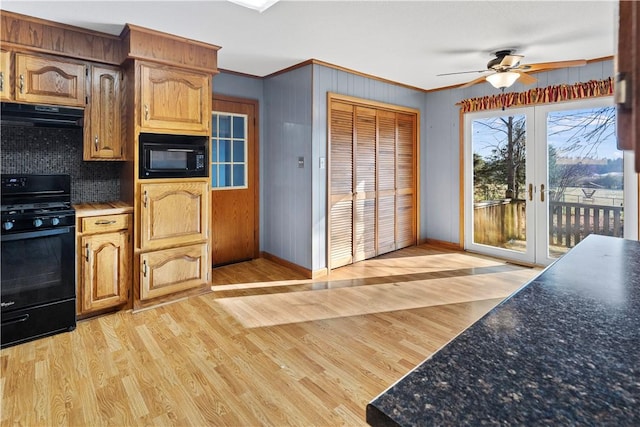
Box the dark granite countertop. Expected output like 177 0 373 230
367 234 640 426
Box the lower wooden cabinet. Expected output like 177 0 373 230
77 212 131 315
139 242 209 301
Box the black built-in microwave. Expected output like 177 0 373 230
139 133 208 179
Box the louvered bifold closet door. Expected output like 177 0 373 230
329 101 355 269
354 106 377 262
377 110 397 255
396 112 417 248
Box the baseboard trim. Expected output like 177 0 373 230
260 251 313 278
422 239 464 251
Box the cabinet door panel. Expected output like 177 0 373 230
140 243 208 300
15 53 85 106
82 231 128 312
139 63 210 133
140 181 208 250
85 65 122 160
0 50 11 101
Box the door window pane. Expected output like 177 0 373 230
219 140 231 162
219 115 231 138
233 141 245 162
211 112 248 189
233 116 245 138
233 165 245 186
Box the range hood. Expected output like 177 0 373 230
1 102 84 128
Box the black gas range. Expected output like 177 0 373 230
1 174 77 348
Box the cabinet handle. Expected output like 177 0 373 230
143 191 148 208
540 184 545 203
85 243 90 262
144 104 149 121
528 183 533 202
19 74 24 94
94 136 99 151
142 260 147 277
0 71 3 92
95 220 116 225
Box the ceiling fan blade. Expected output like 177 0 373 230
514 70 537 85
518 59 587 72
499 54 524 68
459 74 490 89
437 69 487 76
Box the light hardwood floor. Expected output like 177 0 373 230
1 244 540 426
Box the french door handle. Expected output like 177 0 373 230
540 184 545 202
528 183 533 201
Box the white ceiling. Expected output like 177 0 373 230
1 0 618 91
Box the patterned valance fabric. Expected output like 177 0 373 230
459 77 614 112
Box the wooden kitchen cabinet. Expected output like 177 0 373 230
84 65 123 160
139 242 209 300
0 50 10 101
139 181 209 250
616 0 640 172
14 53 86 107
78 213 131 315
138 62 211 134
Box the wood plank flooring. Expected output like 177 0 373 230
0 244 540 426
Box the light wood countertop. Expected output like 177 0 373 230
73 201 133 217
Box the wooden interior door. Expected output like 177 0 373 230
211 95 259 266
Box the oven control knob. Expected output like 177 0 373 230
33 218 43 228
51 217 60 226
2 221 13 231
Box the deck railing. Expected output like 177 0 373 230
549 201 623 248
473 199 624 250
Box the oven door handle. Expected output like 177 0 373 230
1 314 29 326
1 226 74 242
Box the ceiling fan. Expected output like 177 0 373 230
439 49 587 89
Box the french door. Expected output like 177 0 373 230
465 97 635 266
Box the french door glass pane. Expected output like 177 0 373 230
546 106 621 258
471 115 527 253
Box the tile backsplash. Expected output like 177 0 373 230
1 125 121 203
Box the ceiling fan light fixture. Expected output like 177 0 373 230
486 71 520 89
228 0 279 12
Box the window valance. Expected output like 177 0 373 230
459 77 614 113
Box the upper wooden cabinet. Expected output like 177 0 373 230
14 53 86 107
0 50 10 101
84 65 123 160
139 181 209 250
138 62 211 134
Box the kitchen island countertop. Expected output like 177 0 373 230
367 234 640 426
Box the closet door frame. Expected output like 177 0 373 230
327 93 420 270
